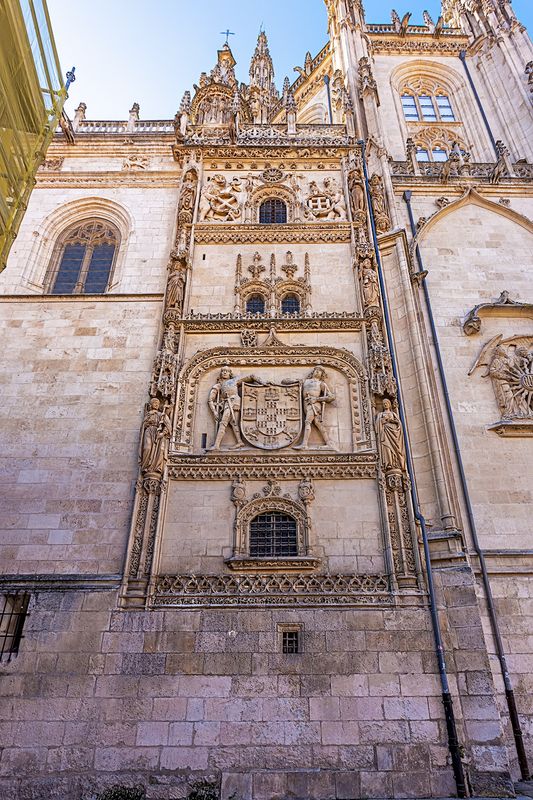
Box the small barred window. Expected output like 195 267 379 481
0 593 30 663
246 294 266 315
49 220 119 294
259 199 287 224
249 512 298 558
281 294 300 315
282 630 300 654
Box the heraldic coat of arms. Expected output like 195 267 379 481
240 382 302 450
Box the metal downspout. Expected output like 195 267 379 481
459 51 499 158
359 142 467 798
403 189 530 781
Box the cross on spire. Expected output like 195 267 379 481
220 29 235 46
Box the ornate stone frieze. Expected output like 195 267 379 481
153 572 392 608
368 35 467 55
193 222 352 244
168 453 377 481
469 334 533 436
165 312 363 333
463 291 533 335
173 145 350 162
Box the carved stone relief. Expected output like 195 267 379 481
139 399 172 478
199 174 243 221
305 177 347 221
470 334 533 435
174 344 370 453
206 363 337 452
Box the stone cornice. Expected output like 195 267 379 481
36 171 181 189
168 453 377 481
369 33 468 56
0 293 163 303
174 313 364 333
193 222 352 244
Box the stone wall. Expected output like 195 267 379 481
0 573 513 800
0 298 162 574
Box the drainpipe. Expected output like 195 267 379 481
324 75 333 124
459 51 499 158
359 142 467 799
403 189 530 781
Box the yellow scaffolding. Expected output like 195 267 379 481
0 0 66 272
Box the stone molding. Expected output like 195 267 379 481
169 312 363 333
153 572 392 608
0 293 163 303
193 222 352 244
463 291 533 335
36 172 181 189
369 35 467 56
168 453 377 481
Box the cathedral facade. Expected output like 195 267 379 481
1 0 533 797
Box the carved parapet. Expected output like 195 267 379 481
153 572 392 608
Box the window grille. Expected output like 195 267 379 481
0 593 30 663
246 294 266 314
259 199 287 224
281 294 300 315
282 630 300 654
50 220 118 294
249 512 298 557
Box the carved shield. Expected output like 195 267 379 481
240 383 302 450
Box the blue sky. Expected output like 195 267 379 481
47 0 533 120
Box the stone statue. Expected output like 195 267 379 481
360 258 380 307
369 174 391 234
139 398 172 476
375 399 406 472
165 262 186 311
208 367 263 450
178 169 197 224
347 167 366 218
294 366 336 450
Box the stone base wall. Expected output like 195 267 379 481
0 568 517 800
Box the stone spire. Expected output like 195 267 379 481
248 30 278 123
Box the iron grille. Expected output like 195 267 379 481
281 294 300 315
0 593 30 663
259 199 287 224
246 294 266 314
282 630 300 654
249 512 298 557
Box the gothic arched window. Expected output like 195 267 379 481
246 294 266 314
259 198 287 224
249 512 298 557
281 294 300 315
48 220 119 294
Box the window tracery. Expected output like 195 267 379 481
234 251 312 317
400 78 457 123
46 220 119 294
412 126 468 162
